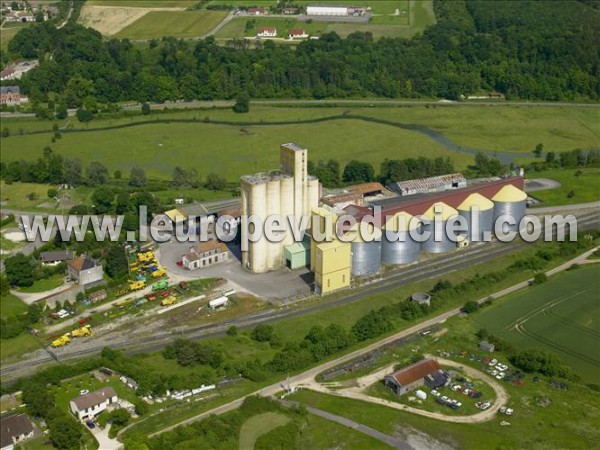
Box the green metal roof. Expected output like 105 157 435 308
284 240 310 254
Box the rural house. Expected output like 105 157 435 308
0 414 34 449
67 255 104 287
69 387 118 420
288 28 308 39
384 358 451 396
40 250 74 265
257 27 277 38
182 240 229 270
0 86 28 105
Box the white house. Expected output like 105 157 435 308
182 240 229 270
69 387 118 420
257 27 277 38
288 28 308 39
306 5 349 16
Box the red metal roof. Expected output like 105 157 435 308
390 358 443 386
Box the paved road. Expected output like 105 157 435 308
2 99 599 119
145 246 598 437
280 399 409 450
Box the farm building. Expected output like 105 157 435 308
0 60 38 80
69 387 118 420
246 7 266 16
67 255 104 287
306 5 349 16
182 240 229 270
388 173 466 196
384 358 451 396
40 250 74 265
479 341 495 352
346 182 385 199
88 289 107 303
257 27 277 38
0 414 34 449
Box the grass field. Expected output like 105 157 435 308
215 17 328 39
87 0 192 6
0 181 56 210
238 412 291 449
16 274 65 294
529 168 600 206
116 10 229 39
0 116 468 180
216 0 432 40
0 25 28 50
474 265 600 383
0 293 28 319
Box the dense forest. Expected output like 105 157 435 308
3 0 600 104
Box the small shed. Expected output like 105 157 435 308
284 240 310 270
479 341 495 352
88 289 107 303
411 292 431 307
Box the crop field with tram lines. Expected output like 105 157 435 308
474 264 600 383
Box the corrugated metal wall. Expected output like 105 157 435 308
351 241 382 276
381 231 420 264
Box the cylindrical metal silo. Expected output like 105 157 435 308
280 176 294 247
421 202 459 253
249 180 267 273
492 185 527 234
349 222 382 276
382 211 421 264
457 193 494 243
266 178 282 270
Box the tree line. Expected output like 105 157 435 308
309 156 455 188
3 0 598 107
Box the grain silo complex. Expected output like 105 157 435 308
457 193 495 242
492 184 527 233
240 143 320 273
382 212 421 265
420 202 459 254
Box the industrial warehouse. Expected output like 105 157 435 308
240 144 529 295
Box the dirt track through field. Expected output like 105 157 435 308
78 5 186 36
301 357 509 424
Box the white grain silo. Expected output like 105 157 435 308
308 176 320 215
492 184 527 234
457 193 494 243
348 221 382 277
248 177 268 272
279 175 294 247
382 211 421 264
421 202 459 253
266 177 282 269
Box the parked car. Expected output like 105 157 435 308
80 389 89 395
431 390 441 397
86 420 95 429
488 359 498 366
